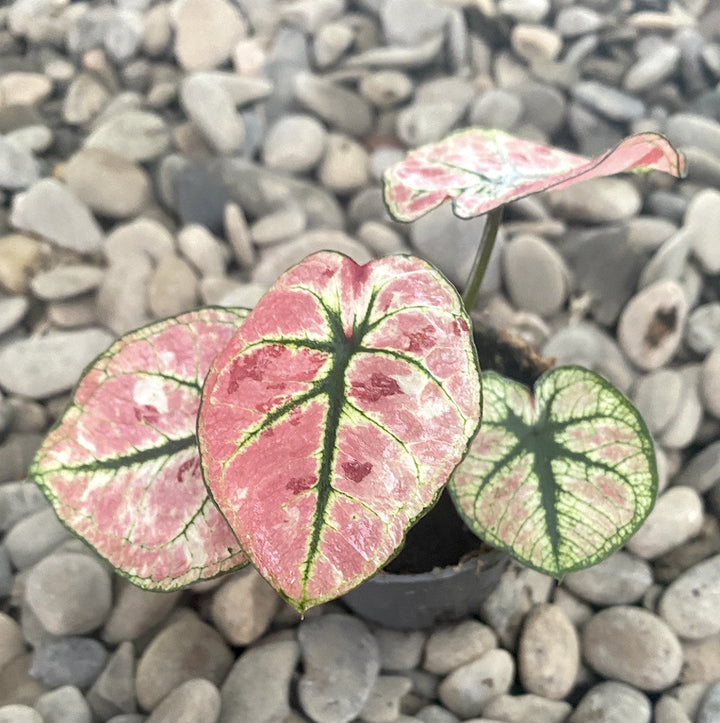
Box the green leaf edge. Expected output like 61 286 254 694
27 306 252 593
449 364 659 580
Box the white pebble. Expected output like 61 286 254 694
582 606 682 691
659 554 720 640
626 486 704 559
618 279 687 371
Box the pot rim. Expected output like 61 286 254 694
363 546 508 585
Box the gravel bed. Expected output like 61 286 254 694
1 0 720 721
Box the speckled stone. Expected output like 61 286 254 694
483 693 572 723
177 224 229 278
29 264 105 301
29 636 107 689
0 613 24 671
659 365 704 450
697 682 720 723
358 675 413 723
659 554 720 640
171 0 247 71
147 254 199 318
438 648 514 719
480 561 555 648
626 486 704 559
63 148 152 218
632 369 683 436
518 603 579 700
145 678 221 723
0 328 114 399
654 694 693 723
298 614 380 723
262 114 328 173
10 178 103 254
84 110 171 162
25 552 113 636
686 189 720 274
582 606 683 691
702 348 720 419
219 639 299 723
179 74 245 154
97 254 153 335
318 132 370 195
374 628 426 672
34 685 92 723
569 681 651 723
547 177 642 223
502 233 571 317
563 551 653 605
293 71 373 136
102 580 181 644
423 620 497 676
0 234 51 294
0 296 28 336
0 482 48 533
4 507 71 570
0 705 42 723
86 641 136 720
210 567 281 647
617 280 688 371
681 635 720 683
135 612 233 711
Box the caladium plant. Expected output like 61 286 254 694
29 128 685 613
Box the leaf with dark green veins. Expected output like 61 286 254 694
29 308 250 590
450 366 658 577
198 251 481 611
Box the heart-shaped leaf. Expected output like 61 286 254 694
198 251 481 611
449 366 658 577
384 129 686 222
30 308 250 590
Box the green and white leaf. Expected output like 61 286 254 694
450 366 658 577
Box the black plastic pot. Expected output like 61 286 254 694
342 548 508 630
341 321 552 630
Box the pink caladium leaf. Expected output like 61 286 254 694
198 251 481 612
384 129 686 221
30 308 250 590
450 366 658 578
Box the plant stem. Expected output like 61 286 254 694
462 206 503 312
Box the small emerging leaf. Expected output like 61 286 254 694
198 251 481 611
450 366 658 577
384 129 686 222
30 308 250 590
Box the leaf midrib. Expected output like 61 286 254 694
300 307 367 600
35 434 197 475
